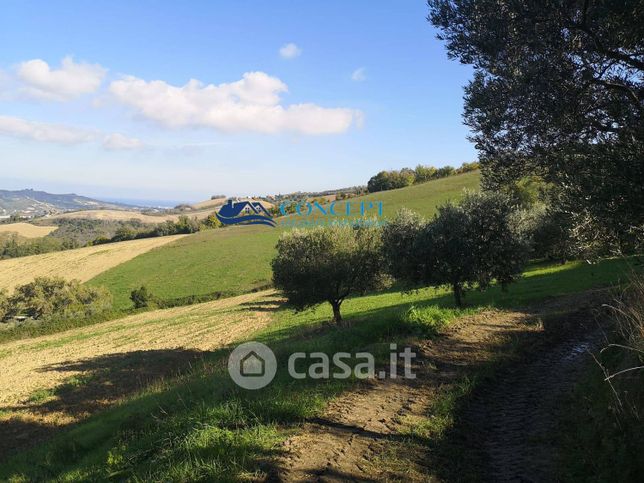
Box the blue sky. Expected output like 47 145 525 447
0 0 475 202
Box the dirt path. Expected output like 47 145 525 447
276 291 608 482
459 307 606 482
0 290 279 459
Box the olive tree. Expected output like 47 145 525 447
384 192 528 306
381 208 427 283
272 224 385 323
428 1 644 251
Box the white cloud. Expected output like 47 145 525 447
279 43 302 59
102 133 145 150
109 71 361 135
0 115 94 144
351 67 366 82
17 56 106 101
0 115 147 152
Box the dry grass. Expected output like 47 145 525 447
190 197 227 210
0 290 279 456
48 209 215 224
0 235 186 292
0 223 57 238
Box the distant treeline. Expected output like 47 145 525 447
367 162 479 193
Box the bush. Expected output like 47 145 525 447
130 285 159 309
0 290 8 321
8 277 112 320
272 224 385 323
0 235 65 260
367 170 415 193
514 204 575 262
367 162 479 193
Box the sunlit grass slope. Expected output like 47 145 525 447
88 172 480 309
1 257 635 481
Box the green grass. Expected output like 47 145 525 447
358 170 480 218
0 257 634 481
556 339 644 481
88 225 283 310
88 172 480 310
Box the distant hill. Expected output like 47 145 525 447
89 171 481 309
0 189 137 218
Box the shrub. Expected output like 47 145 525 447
174 215 201 234
514 204 575 262
434 166 456 178
8 277 112 320
272 224 385 323
130 285 159 309
414 164 438 183
0 290 8 321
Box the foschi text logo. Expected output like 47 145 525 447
216 199 384 228
228 341 416 390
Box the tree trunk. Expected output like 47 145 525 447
331 300 342 324
453 283 463 307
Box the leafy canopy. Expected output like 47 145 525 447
272 224 385 322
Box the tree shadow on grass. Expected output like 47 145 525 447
0 348 211 461
0 259 628 478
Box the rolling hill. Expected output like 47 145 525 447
89 171 480 309
0 189 136 218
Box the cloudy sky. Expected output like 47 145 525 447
0 0 475 203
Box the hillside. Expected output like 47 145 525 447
0 235 186 293
89 171 480 309
0 189 136 218
0 222 58 239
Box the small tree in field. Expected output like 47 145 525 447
272 224 385 324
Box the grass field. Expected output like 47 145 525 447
0 235 186 293
0 256 635 481
89 172 480 310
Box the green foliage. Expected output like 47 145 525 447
514 204 575 262
6 277 112 321
0 289 8 321
0 235 65 259
558 276 644 483
367 162 480 193
428 0 644 253
399 304 476 337
130 285 159 309
382 208 426 281
414 164 437 182
0 258 635 481
385 191 528 305
89 173 479 310
367 169 415 193
272 224 385 322
202 213 222 229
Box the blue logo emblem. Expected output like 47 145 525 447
216 199 276 227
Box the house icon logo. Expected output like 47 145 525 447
228 341 277 390
240 350 265 377
216 199 276 227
